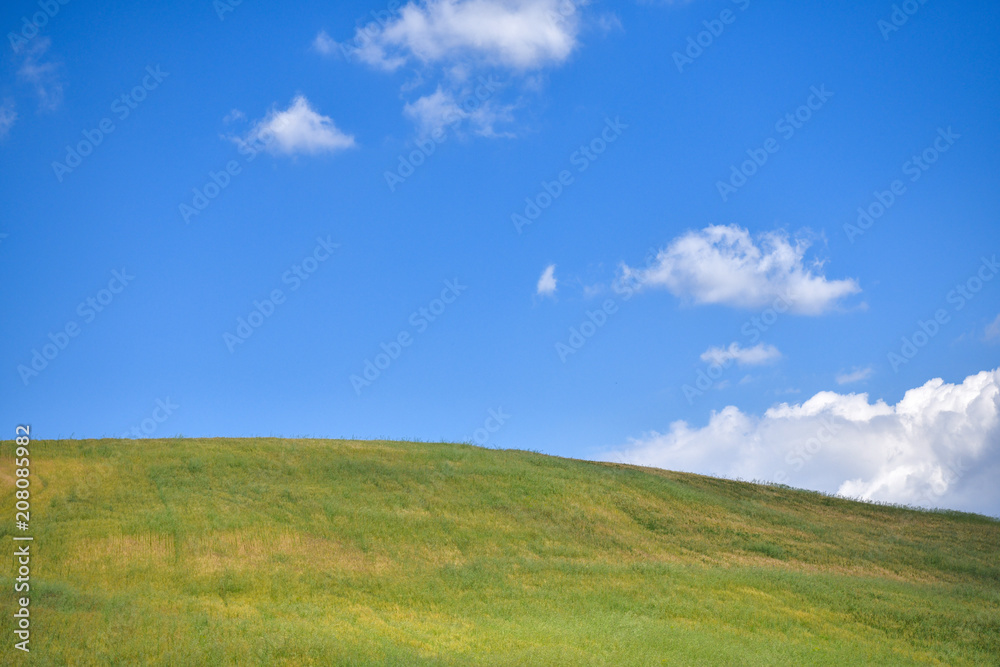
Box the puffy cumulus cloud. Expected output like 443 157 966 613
537 264 557 297
619 225 860 315
323 1 589 137
601 368 1000 517
339 0 583 71
244 96 355 156
700 342 781 367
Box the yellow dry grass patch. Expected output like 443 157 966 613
184 529 393 576
71 533 175 568
342 603 478 657
775 554 940 584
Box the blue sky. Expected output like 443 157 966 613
1 0 998 514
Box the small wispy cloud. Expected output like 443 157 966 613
312 30 338 56
222 108 245 124
0 101 17 140
537 264 557 298
700 342 781 367
836 367 873 385
18 38 64 112
985 315 1000 342
403 85 513 139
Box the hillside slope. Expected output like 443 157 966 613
2 438 998 665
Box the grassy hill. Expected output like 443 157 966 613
2 438 998 665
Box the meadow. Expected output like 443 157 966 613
1 437 998 665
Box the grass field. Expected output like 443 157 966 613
1 437 998 665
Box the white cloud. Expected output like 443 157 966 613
312 30 338 56
0 101 17 139
537 264 557 297
601 368 1000 517
18 38 63 112
338 0 583 71
836 367 873 385
700 343 781 367
619 225 861 315
985 314 1000 342
594 12 623 33
403 87 465 137
325 1 585 137
244 96 355 156
403 86 513 138
222 108 245 124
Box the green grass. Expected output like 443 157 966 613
2 437 998 665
